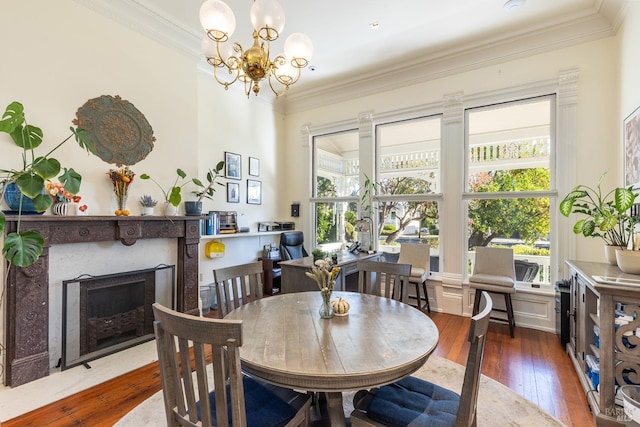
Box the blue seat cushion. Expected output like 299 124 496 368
198 376 298 426
365 376 460 427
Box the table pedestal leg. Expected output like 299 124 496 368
326 392 347 426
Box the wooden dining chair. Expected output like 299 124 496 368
357 259 412 303
213 261 264 318
152 303 311 427
350 291 493 427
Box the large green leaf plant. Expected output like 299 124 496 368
0 101 95 267
559 172 638 248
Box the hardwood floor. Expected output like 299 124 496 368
3 312 593 427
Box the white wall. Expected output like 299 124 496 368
619 3 640 145
0 1 286 371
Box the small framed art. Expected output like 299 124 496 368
249 157 260 176
227 182 240 203
247 179 262 204
624 105 640 188
225 152 241 180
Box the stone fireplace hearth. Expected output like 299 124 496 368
3 215 202 387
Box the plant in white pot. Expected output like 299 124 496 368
139 194 157 216
0 101 95 267
139 168 188 216
559 172 638 265
186 161 225 216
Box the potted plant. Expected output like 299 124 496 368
140 168 188 216
559 172 638 264
139 194 157 216
0 101 95 267
185 161 225 216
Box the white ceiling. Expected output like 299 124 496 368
75 0 628 105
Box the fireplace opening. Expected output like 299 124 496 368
62 264 175 371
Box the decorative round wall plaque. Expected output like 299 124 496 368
73 95 155 166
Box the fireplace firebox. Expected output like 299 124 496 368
62 265 175 371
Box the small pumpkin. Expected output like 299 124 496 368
332 297 350 315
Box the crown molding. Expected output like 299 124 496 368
282 11 617 114
73 0 202 59
73 0 627 115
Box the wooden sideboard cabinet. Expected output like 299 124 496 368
566 260 640 426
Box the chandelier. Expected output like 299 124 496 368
199 0 314 98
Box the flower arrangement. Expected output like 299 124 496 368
305 258 341 293
46 182 79 204
305 258 341 318
108 166 135 216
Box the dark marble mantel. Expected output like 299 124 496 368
3 215 202 387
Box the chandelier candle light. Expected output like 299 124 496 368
200 0 313 98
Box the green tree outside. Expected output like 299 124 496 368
467 168 550 249
377 177 438 244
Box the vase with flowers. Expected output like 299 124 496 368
108 166 135 216
305 258 341 319
46 182 79 216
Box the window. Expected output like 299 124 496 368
312 130 360 251
465 96 555 287
376 115 442 272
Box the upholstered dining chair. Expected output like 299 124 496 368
152 303 311 427
213 261 264 319
279 231 309 261
357 259 412 303
397 243 431 313
469 246 517 338
350 291 493 427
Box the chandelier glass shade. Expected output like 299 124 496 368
199 0 313 98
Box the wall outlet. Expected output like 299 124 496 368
199 273 203 282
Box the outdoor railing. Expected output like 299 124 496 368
317 137 549 179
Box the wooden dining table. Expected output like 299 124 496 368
224 291 439 426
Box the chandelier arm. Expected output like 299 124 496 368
207 29 229 43
212 63 241 89
257 26 279 42
267 74 289 97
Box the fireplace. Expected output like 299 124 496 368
62 265 175 371
3 215 202 387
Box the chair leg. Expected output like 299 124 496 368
472 288 482 316
504 293 515 338
421 281 430 313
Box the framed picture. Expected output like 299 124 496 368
249 157 260 176
227 182 240 203
247 179 262 204
225 152 241 180
625 105 640 188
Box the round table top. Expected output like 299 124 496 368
225 291 439 392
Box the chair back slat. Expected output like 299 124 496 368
456 291 492 427
213 261 264 318
152 303 244 427
357 260 412 303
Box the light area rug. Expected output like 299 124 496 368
115 355 565 426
